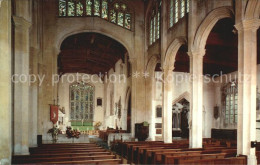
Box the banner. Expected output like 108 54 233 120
50 105 59 124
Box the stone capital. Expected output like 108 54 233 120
161 65 174 73
235 19 260 32
187 49 206 58
13 16 32 30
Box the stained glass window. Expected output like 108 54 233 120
180 0 185 18
125 13 131 29
70 82 94 121
86 0 92 16
174 0 178 23
68 0 75 16
58 0 132 30
186 0 189 13
59 0 67 16
76 1 84 16
102 0 108 19
170 0 174 27
223 82 238 124
118 12 124 26
94 0 100 16
149 0 161 45
156 12 160 39
169 0 189 27
110 9 116 23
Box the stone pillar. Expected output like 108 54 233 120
28 48 39 147
235 19 260 165
0 0 12 164
129 58 137 137
162 67 173 143
146 72 156 141
13 16 31 155
188 50 205 148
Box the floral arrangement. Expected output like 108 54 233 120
47 125 62 143
66 126 81 138
94 121 102 130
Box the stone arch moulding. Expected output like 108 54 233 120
172 91 190 105
146 54 160 77
245 0 260 19
163 37 187 70
193 7 234 51
56 28 134 59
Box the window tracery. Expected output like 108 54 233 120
149 0 161 45
169 0 189 28
222 82 238 124
59 0 133 30
70 82 94 121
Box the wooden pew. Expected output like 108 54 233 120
164 153 227 164
40 159 122 164
14 155 116 164
13 143 122 164
178 156 247 165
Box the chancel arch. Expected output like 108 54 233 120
55 25 135 60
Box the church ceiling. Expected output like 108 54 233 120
58 32 127 75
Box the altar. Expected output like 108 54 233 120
43 134 90 144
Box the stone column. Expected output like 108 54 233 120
188 49 205 148
0 0 12 164
235 19 260 165
129 58 137 137
13 16 31 155
146 72 156 141
162 67 173 143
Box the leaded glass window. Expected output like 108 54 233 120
169 0 189 28
223 82 238 124
118 12 124 26
102 0 108 19
76 1 84 16
149 0 161 45
180 0 185 18
59 0 67 16
86 0 92 15
68 0 75 16
70 82 94 121
58 0 133 30
169 0 174 27
94 0 100 16
110 1 132 30
174 0 179 23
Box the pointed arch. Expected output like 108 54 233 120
192 7 234 51
146 54 160 76
172 91 190 105
163 37 187 69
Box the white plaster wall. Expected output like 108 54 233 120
153 72 214 138
103 60 130 130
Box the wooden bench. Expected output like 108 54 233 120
40 158 122 164
178 156 247 165
164 153 228 164
12 143 121 164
